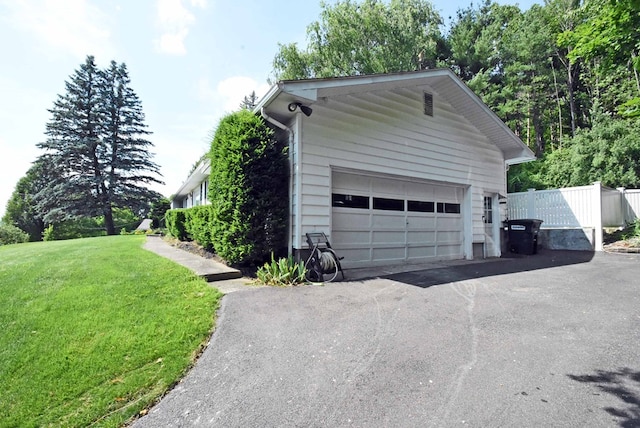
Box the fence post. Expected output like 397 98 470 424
593 182 603 251
617 187 628 224
527 188 536 218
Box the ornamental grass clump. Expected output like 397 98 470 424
256 254 307 286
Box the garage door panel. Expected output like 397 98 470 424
372 230 405 245
332 230 370 246
333 210 370 229
437 217 462 229
333 172 370 191
437 230 462 241
372 213 404 228
407 245 437 259
338 248 371 263
407 231 436 243
436 244 463 258
407 216 436 230
372 247 406 262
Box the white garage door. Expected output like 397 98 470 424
332 172 464 268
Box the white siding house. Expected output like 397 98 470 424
172 69 535 268
171 159 210 209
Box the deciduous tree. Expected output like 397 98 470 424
272 0 446 80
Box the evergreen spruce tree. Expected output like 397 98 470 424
239 90 258 110
100 60 162 232
35 56 162 235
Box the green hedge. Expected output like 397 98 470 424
165 110 289 266
208 110 289 264
165 209 188 241
185 205 214 249
165 206 214 249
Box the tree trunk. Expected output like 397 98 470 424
551 58 563 146
103 201 116 235
566 61 577 136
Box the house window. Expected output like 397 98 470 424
483 196 493 224
332 193 369 209
408 200 435 213
373 197 405 211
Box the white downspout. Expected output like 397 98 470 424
261 108 295 257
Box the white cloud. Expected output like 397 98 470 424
154 0 206 55
1 0 114 60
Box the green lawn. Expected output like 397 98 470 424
0 235 222 427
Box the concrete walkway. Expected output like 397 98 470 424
143 235 244 284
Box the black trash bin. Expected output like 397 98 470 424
507 219 543 255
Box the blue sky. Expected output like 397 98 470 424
0 0 538 219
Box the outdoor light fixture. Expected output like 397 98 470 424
287 102 313 117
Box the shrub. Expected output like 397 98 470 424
256 255 307 286
0 223 30 245
209 110 289 265
0 224 29 245
42 224 55 242
165 209 188 240
185 205 215 249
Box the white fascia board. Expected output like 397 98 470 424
172 158 211 199
252 84 283 113
445 72 535 163
506 155 538 166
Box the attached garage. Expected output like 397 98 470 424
253 69 535 270
332 171 464 268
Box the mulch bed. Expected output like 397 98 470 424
165 237 258 277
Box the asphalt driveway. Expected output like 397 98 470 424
134 250 640 427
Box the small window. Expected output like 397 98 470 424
373 197 404 211
437 202 461 214
408 200 435 213
483 196 493 224
332 193 369 209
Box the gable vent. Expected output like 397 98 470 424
423 92 434 116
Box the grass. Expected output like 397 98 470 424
0 235 222 427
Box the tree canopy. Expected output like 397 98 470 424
272 0 446 80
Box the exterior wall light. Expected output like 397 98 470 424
287 102 313 117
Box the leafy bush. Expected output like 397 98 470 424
509 116 640 191
256 255 307 286
185 205 215 249
42 225 55 242
622 219 640 240
165 209 188 240
209 110 289 264
0 223 29 245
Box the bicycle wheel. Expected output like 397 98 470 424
319 250 339 282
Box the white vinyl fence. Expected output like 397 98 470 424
507 182 640 251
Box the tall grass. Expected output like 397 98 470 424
0 235 222 427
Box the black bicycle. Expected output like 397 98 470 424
304 232 344 283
